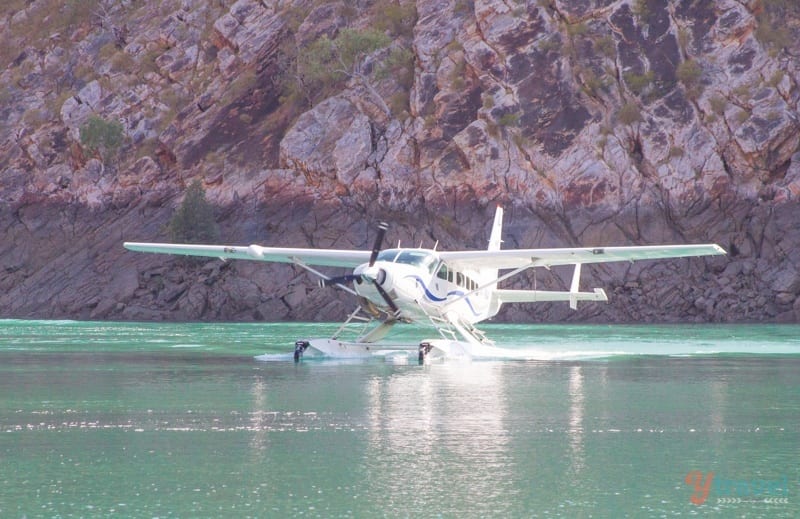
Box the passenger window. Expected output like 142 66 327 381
437 264 449 281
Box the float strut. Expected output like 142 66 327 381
418 342 433 365
294 340 310 362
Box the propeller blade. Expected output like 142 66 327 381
373 280 400 314
318 274 361 288
369 222 389 266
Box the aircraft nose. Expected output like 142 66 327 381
361 265 388 286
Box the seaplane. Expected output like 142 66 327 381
124 207 725 363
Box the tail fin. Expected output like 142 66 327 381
479 206 504 289
488 206 503 252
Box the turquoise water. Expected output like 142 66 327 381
0 320 799 517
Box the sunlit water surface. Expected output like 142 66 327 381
1 320 798 517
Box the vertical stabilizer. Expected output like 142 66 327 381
480 206 504 295
488 206 503 251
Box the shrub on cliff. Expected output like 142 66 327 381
374 2 417 37
617 102 643 125
168 180 220 244
755 0 797 56
294 28 392 111
79 115 124 161
677 59 704 99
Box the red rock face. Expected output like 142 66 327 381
1 0 800 323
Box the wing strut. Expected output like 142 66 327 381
569 263 581 310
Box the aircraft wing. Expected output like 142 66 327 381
123 242 371 268
438 244 726 270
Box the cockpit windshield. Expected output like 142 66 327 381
376 249 439 274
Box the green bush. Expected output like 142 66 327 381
668 146 684 158
754 0 796 56
168 179 220 244
709 95 727 115
677 59 703 98
498 112 520 127
80 115 124 159
566 22 589 37
676 60 702 86
297 28 391 102
376 47 415 90
594 35 616 58
389 91 410 119
581 69 609 97
767 70 785 88
374 2 417 37
632 0 650 20
624 70 654 95
617 102 642 125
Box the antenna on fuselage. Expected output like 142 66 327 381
433 240 439 250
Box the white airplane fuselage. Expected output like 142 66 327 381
351 248 498 325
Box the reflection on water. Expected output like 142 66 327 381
568 366 585 476
364 363 514 513
249 377 270 452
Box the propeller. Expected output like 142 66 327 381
318 274 361 288
371 274 399 314
318 221 388 287
369 222 389 266
317 221 399 316
362 221 399 314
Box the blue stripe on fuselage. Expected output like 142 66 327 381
406 275 480 316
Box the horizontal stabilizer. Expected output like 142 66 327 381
494 288 608 305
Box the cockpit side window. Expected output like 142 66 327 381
437 263 449 281
424 256 439 275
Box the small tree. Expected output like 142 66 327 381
617 102 643 125
168 179 220 244
79 115 124 160
677 59 703 98
296 28 392 113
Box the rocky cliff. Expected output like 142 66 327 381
2 0 800 324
